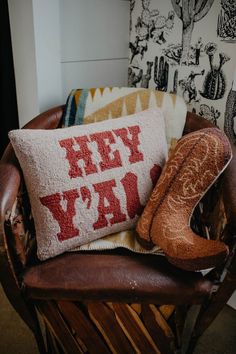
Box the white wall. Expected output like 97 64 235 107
8 0 39 127
8 0 63 127
8 0 129 126
32 0 62 113
233 68 236 91
60 0 130 101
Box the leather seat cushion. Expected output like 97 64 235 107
23 251 213 304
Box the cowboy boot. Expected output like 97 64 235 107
136 128 232 271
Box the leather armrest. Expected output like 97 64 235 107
0 144 21 222
0 105 64 272
184 111 214 134
23 105 64 130
0 105 64 219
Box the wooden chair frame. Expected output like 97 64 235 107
1 106 236 354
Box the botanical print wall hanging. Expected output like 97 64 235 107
129 0 236 141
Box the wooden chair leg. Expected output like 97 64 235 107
30 306 47 354
45 325 65 354
174 305 188 349
181 305 201 354
33 328 47 354
141 304 176 354
36 300 83 354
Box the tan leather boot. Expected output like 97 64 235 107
137 128 232 271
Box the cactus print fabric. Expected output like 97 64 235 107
129 0 236 141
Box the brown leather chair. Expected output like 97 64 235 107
0 106 236 354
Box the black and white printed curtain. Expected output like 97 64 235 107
129 0 236 143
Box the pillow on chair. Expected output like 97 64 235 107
9 108 167 260
59 87 187 256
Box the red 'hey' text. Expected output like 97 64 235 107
39 125 162 242
59 126 144 178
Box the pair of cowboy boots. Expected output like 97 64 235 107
137 128 232 271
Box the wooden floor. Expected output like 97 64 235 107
0 284 236 354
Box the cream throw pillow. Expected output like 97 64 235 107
9 108 167 260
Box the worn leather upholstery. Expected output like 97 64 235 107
23 251 212 303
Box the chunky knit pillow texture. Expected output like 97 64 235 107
59 87 186 256
136 128 232 271
9 108 168 260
